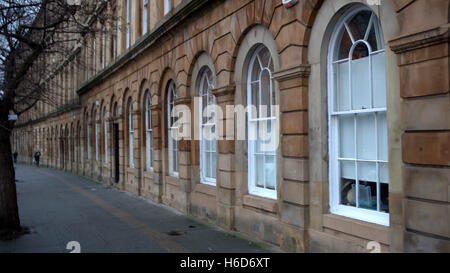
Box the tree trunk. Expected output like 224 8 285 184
0 115 21 234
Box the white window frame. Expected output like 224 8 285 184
142 0 148 35
128 99 134 168
328 6 389 226
167 81 178 177
198 68 216 186
247 44 277 200
145 91 153 171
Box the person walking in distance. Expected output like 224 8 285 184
13 151 18 164
34 151 41 167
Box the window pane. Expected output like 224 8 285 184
265 155 276 190
356 181 377 211
211 152 216 179
351 56 370 110
358 161 377 183
337 29 352 60
251 56 261 82
340 161 356 207
340 160 355 180
251 82 259 119
334 61 350 111
372 52 387 108
352 43 369 60
255 154 264 188
356 113 376 160
259 47 271 68
347 10 372 41
367 25 379 52
379 162 388 184
377 112 388 161
380 183 389 213
339 115 354 158
260 69 271 117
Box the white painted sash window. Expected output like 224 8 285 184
167 81 178 176
247 45 277 200
145 91 153 171
199 68 216 185
328 7 389 226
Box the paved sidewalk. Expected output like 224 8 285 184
0 164 279 253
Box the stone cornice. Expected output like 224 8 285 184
273 64 311 82
389 24 450 54
77 0 211 96
211 84 236 97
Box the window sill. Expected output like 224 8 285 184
323 214 390 245
243 195 278 214
195 183 216 197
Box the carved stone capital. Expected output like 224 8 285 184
211 84 236 97
273 64 311 82
174 97 191 105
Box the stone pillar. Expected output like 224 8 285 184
274 65 310 253
95 119 103 180
389 14 450 252
149 104 163 203
174 96 192 214
212 84 236 230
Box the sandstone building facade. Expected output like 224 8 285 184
11 0 450 252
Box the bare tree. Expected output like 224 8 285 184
0 0 114 239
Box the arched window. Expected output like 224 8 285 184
113 102 118 117
86 113 91 160
167 80 178 176
103 107 108 163
328 7 388 225
128 98 134 168
145 91 153 171
198 68 216 185
247 44 277 199
95 110 99 161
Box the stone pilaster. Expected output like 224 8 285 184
174 96 192 214
274 64 310 253
389 22 450 253
212 84 236 230
149 104 163 203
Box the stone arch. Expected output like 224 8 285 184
232 24 282 199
